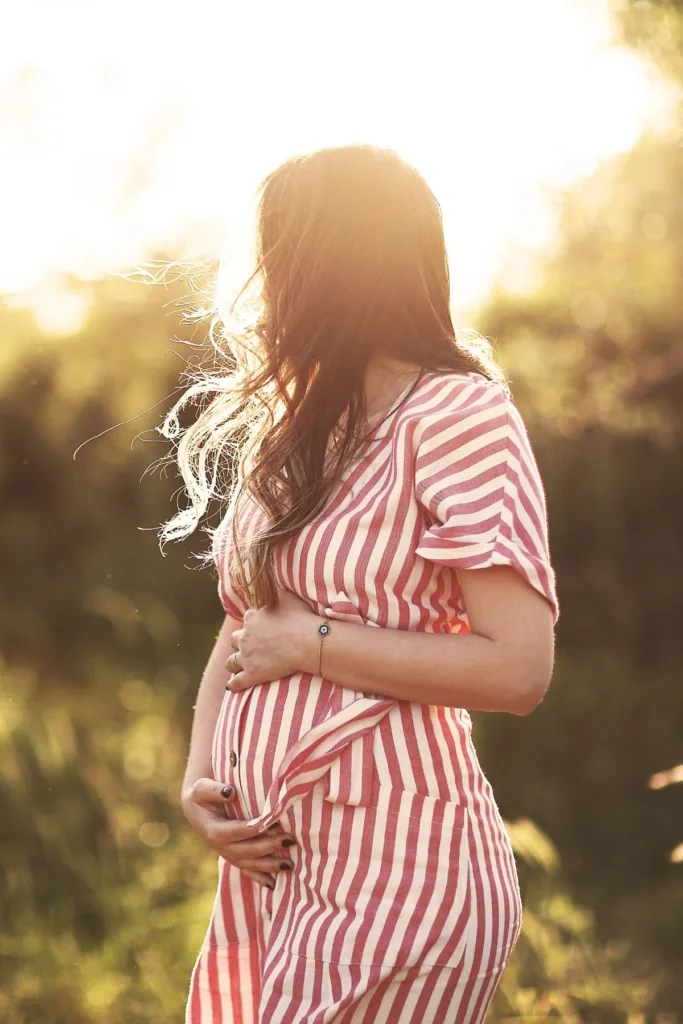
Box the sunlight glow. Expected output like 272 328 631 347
0 0 675 323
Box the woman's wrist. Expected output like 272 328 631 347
181 763 211 803
298 613 329 676
181 779 196 805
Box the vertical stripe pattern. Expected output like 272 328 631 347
187 371 557 1023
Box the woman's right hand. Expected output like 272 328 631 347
181 778 297 889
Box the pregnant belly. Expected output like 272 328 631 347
212 673 346 820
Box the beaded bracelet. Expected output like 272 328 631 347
316 618 331 677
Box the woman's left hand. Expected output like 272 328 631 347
226 589 319 691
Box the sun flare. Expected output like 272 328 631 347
0 0 674 330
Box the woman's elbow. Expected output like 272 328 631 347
508 661 553 715
502 643 554 716
508 678 549 715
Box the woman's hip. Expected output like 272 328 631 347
267 780 521 977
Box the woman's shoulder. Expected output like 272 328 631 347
403 368 513 439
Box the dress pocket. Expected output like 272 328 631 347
353 791 473 970
322 727 376 806
290 788 473 971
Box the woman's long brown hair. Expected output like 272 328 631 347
159 145 503 609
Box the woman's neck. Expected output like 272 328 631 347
363 357 423 424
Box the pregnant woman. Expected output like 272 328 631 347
169 145 558 1023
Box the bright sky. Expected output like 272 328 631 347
0 0 674 330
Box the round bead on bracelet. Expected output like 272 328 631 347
317 619 331 677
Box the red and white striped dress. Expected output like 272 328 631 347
186 369 558 1024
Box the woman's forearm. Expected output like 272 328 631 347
227 571 553 715
298 620 543 715
182 613 242 798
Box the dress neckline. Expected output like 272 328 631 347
364 367 430 436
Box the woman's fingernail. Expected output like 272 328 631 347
282 838 296 847
221 785 234 799
279 861 291 870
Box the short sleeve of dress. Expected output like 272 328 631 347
414 378 559 622
211 504 249 621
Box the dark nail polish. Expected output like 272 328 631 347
221 785 233 799
279 861 291 870
282 838 296 847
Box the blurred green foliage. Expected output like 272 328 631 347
0 680 216 1024
3 6 683 1020
494 819 655 1021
